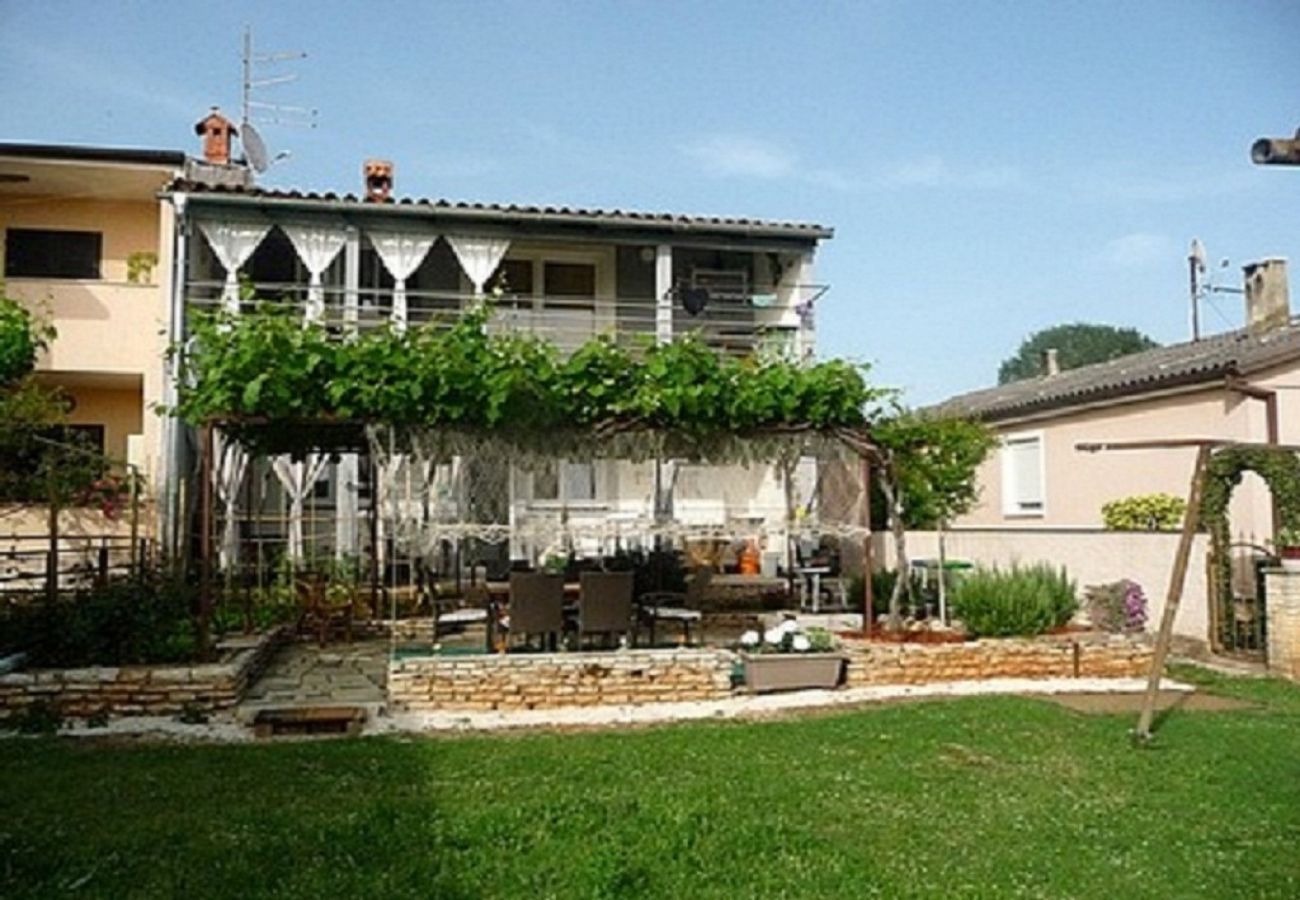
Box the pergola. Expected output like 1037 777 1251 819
189 414 879 651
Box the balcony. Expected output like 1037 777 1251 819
183 280 814 357
6 277 167 376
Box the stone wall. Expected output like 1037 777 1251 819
843 633 1153 686
388 648 736 712
1265 569 1300 680
0 627 285 719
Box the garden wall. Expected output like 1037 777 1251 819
1265 569 1300 681
842 633 1153 686
881 528 1210 648
0 627 285 719
388 648 736 712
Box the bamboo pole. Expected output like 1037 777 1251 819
1135 444 1212 743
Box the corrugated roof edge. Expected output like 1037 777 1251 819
169 179 834 240
928 320 1300 422
0 142 187 168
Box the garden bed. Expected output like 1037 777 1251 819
0 626 287 720
843 631 1152 686
388 648 736 712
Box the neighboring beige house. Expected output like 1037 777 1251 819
0 143 185 485
910 260 1300 655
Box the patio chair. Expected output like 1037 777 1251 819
637 566 710 647
433 587 493 650
295 572 355 648
507 571 565 651
577 571 635 649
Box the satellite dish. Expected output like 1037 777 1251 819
681 286 709 316
241 122 270 173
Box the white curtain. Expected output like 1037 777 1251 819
215 435 249 572
282 224 348 324
368 229 438 331
447 235 511 294
271 453 329 564
199 221 271 315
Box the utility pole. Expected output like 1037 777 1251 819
1188 238 1205 341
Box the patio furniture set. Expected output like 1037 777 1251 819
427 569 706 652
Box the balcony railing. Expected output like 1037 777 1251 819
183 280 814 356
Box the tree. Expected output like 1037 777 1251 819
872 411 997 629
997 322 1158 384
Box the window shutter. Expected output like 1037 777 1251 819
1004 436 1044 513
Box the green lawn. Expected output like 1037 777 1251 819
3 670 1299 899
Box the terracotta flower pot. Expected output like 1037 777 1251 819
741 652 846 693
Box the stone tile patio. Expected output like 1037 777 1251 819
239 639 389 716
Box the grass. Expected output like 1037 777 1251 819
2 671 1299 898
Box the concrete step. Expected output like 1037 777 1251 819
241 703 377 738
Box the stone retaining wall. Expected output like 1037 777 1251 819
1265 569 1300 681
389 648 736 712
0 627 286 719
843 633 1152 686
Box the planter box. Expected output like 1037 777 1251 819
742 652 846 693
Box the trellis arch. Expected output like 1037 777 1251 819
1199 446 1300 630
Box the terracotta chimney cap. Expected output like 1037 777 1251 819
194 106 238 137
364 158 394 203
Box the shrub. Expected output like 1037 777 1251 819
1084 579 1148 633
0 295 49 387
951 563 1078 637
1101 493 1186 531
3 565 198 667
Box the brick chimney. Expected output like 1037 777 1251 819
194 107 238 166
1040 347 1060 377
364 159 394 202
1243 258 1291 335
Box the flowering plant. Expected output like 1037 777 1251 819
1084 579 1147 633
739 620 837 654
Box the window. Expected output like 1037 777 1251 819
532 460 596 503
544 262 596 311
4 228 102 279
1001 432 1045 516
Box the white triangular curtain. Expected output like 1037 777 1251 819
214 434 249 572
447 235 511 294
368 229 438 331
199 221 271 315
282 224 348 324
271 453 328 564
375 452 408 566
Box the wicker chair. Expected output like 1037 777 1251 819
577 571 635 649
295 572 355 648
507 572 565 651
638 566 709 647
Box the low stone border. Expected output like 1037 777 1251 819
0 627 287 719
376 676 1190 734
843 632 1153 685
389 648 736 712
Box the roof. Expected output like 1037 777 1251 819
170 178 834 241
933 319 1300 422
0 142 186 168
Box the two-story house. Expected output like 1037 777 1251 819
0 142 185 513
162 113 835 574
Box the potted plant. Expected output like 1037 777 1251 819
739 621 846 693
1275 527 1300 572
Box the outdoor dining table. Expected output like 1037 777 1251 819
482 582 582 652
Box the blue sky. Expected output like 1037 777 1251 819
2 0 1299 404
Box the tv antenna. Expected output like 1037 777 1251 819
1188 238 1242 339
239 25 315 171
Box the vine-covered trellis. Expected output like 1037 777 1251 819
1199 445 1300 651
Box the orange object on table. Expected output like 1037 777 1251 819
738 540 760 575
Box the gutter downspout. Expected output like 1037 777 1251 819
160 191 189 558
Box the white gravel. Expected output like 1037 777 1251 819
371 676 1192 735
1 676 1192 742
